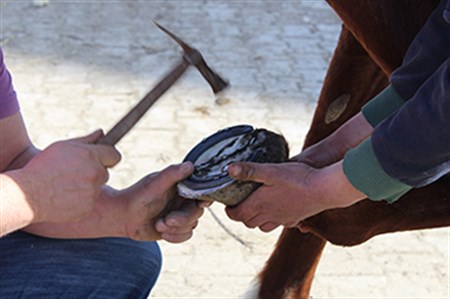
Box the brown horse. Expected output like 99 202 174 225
255 0 449 298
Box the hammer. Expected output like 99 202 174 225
97 22 229 146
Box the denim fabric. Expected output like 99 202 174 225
0 231 162 298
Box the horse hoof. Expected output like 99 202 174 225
177 125 288 206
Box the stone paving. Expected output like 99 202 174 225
1 0 448 298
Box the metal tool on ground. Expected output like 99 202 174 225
97 22 229 146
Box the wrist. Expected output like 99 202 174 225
313 161 367 209
1 172 36 235
93 186 128 237
333 112 373 150
304 112 373 167
23 186 128 239
4 169 42 223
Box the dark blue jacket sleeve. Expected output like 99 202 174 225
373 58 450 187
390 0 450 100
343 0 450 202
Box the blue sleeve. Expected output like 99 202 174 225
344 59 449 203
390 0 450 100
371 0 450 188
372 58 450 187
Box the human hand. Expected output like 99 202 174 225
119 162 205 242
10 130 121 224
155 199 211 243
225 161 366 232
23 162 208 241
225 162 319 232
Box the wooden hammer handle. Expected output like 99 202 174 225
97 60 189 146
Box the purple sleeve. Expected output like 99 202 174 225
0 48 20 119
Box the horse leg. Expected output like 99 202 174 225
256 229 325 299
257 26 389 299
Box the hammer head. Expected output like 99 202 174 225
154 22 229 94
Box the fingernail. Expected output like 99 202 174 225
229 164 241 177
167 219 177 226
198 201 212 208
94 128 104 136
181 162 194 174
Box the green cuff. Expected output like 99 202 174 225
362 85 405 127
343 137 412 203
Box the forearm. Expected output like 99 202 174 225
327 86 405 153
0 113 36 172
298 85 404 167
0 172 35 236
23 186 127 239
0 113 40 236
315 160 367 209
1 166 121 239
298 111 373 166
7 144 40 170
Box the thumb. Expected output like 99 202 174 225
70 129 104 144
152 162 194 191
228 162 275 185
